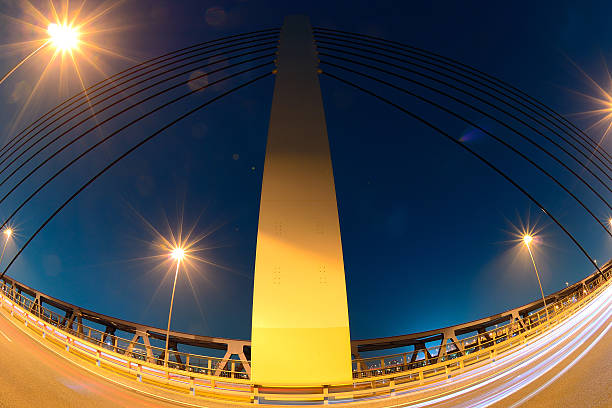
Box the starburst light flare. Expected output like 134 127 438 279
566 58 612 150
0 0 132 133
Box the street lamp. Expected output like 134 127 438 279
523 234 550 324
0 228 13 265
164 246 185 367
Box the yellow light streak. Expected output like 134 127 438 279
0 40 49 86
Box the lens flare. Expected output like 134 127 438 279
47 23 80 52
0 0 132 133
566 58 612 151
171 247 185 261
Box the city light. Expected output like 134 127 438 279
171 247 185 261
47 23 80 52
0 0 128 133
0 227 13 266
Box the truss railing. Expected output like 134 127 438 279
351 267 610 378
0 260 609 404
0 283 249 378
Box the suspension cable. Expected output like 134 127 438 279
314 27 612 163
0 35 278 170
1 28 279 155
0 71 272 279
314 35 612 177
0 60 274 217
318 51 612 201
0 45 276 189
321 70 604 278
320 59 611 236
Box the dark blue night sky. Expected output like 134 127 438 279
0 0 610 344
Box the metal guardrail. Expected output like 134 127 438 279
351 270 609 378
0 283 249 379
0 272 252 377
0 262 609 404
1 259 608 385
351 261 612 358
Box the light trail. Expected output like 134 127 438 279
384 281 612 407
467 290 612 407
0 328 12 342
506 322 612 408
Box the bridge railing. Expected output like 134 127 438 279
351 269 609 379
0 266 609 404
0 283 248 378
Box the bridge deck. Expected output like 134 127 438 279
0 271 610 407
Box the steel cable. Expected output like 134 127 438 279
320 59 611 236
314 27 612 164
0 28 279 156
0 58 274 215
317 45 612 199
0 36 279 171
321 70 604 278
315 42 612 194
314 35 612 179
0 45 277 191
0 70 272 279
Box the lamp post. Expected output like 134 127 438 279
0 228 13 265
164 247 185 367
523 234 550 324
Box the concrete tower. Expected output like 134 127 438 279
251 15 352 385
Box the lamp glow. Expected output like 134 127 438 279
171 247 185 261
0 227 12 267
523 234 533 246
47 23 79 52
